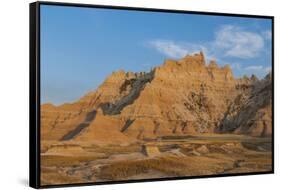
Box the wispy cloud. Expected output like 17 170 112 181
265 66 272 73
245 65 263 70
214 25 264 59
147 24 271 78
148 40 187 58
262 30 272 40
147 40 208 59
227 63 271 79
242 65 271 78
148 25 268 60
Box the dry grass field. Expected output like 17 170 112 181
41 134 272 185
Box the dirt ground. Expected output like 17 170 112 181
40 134 272 186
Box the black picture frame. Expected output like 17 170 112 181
29 1 274 189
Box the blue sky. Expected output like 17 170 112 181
40 5 272 105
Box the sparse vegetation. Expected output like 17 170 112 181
41 154 106 167
41 135 272 185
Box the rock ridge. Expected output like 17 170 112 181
41 52 272 142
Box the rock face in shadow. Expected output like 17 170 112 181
218 73 272 137
41 52 272 143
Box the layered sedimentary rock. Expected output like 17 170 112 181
41 52 272 143
218 73 272 137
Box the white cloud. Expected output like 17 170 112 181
147 35 271 79
243 65 271 78
148 25 268 60
265 66 272 72
148 40 187 58
147 23 272 78
148 40 207 59
215 25 264 59
228 64 271 79
245 65 263 70
262 30 272 40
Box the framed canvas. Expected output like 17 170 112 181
29 1 274 188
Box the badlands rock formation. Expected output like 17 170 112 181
41 52 272 143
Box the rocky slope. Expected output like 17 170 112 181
217 73 272 137
41 52 272 143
